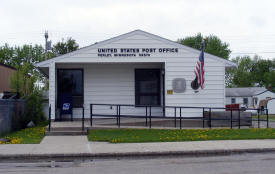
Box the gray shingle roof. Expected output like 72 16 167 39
226 87 267 97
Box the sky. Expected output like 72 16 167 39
0 0 275 59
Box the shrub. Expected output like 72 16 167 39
22 90 46 127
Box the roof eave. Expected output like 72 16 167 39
35 29 238 67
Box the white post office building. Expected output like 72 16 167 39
36 30 236 120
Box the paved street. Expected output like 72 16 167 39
1 152 275 174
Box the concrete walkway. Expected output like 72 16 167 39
1 136 275 160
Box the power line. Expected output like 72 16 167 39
231 52 275 54
1 30 275 56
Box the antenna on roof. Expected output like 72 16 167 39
44 30 52 60
44 30 48 40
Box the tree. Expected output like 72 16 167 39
0 44 14 65
264 70 275 91
226 55 275 90
225 66 235 88
0 37 79 89
231 56 254 87
0 37 79 69
177 33 231 59
9 63 36 97
9 63 44 128
52 37 79 56
250 56 274 87
0 44 45 68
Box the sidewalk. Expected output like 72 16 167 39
1 136 275 160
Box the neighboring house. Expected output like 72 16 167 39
226 87 275 108
0 63 16 98
36 30 236 120
267 99 275 114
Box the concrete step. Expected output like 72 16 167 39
46 127 89 136
45 130 88 136
46 127 89 131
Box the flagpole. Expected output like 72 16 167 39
202 37 205 50
201 38 205 89
192 37 205 92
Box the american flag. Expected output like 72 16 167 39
194 43 205 89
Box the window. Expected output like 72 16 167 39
243 98 248 105
231 98 236 104
254 97 258 105
135 69 160 106
57 69 83 108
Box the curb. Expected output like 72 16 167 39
1 148 275 161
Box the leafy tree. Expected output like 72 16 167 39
52 37 79 56
264 70 275 91
0 37 79 69
177 33 231 59
9 63 36 97
0 44 45 68
250 56 273 87
225 66 235 88
227 55 275 91
231 56 254 87
9 63 45 128
1 37 79 90
0 44 14 65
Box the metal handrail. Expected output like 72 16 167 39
89 103 269 129
48 104 51 132
82 105 85 131
90 103 268 111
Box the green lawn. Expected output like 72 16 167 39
252 115 275 121
88 128 275 143
0 126 46 144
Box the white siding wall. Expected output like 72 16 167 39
56 63 163 118
49 62 55 119
49 33 226 118
225 97 231 105
267 99 275 114
165 59 225 117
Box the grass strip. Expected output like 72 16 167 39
252 115 275 121
88 128 275 143
0 126 46 144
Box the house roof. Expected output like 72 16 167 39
226 87 267 97
36 29 237 68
